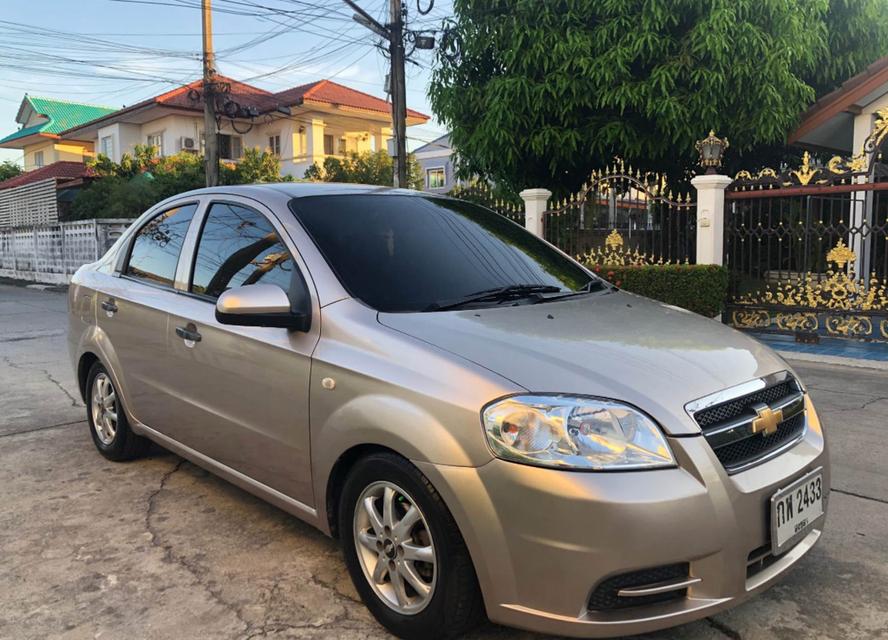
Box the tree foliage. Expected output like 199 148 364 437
0 159 23 183
70 145 289 220
429 0 888 193
304 150 424 190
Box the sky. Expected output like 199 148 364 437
0 0 453 165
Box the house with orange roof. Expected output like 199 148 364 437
57 76 429 179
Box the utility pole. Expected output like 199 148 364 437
202 0 219 187
345 0 407 188
388 0 407 188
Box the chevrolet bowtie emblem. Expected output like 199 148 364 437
751 404 782 437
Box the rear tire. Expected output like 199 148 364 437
339 452 484 640
86 361 149 461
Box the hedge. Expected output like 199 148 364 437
589 264 730 317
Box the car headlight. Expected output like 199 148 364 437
482 394 675 470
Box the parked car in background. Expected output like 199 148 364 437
68 184 829 639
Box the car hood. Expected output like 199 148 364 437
377 291 790 435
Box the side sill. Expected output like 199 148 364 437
133 421 320 525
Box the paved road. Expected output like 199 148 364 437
1 283 886 640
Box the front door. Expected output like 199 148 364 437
162 199 318 505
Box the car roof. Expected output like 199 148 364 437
172 182 426 200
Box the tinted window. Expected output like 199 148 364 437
289 195 591 312
191 202 294 299
126 203 198 287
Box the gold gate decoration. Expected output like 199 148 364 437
732 240 888 338
578 229 683 266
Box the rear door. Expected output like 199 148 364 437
162 197 319 505
96 201 200 428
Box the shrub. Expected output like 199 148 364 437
304 150 423 190
589 264 729 317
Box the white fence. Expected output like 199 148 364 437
0 219 133 284
0 178 59 228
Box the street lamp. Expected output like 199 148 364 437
695 130 729 175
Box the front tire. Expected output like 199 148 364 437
339 453 484 640
86 361 149 461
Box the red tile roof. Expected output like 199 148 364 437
0 161 95 191
157 75 281 113
275 79 428 119
61 76 429 136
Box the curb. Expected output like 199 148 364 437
0 277 68 293
779 350 888 372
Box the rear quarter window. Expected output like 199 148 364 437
125 203 198 287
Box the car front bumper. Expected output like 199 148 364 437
416 395 829 638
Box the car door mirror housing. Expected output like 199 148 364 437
215 284 310 331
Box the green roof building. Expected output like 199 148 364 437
0 95 117 171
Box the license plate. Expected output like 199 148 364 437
770 467 824 555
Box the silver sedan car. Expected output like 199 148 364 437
69 184 829 639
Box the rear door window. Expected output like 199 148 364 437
190 202 294 299
125 203 198 287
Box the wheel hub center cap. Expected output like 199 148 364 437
383 539 396 558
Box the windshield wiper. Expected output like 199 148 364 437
424 284 563 311
532 278 610 303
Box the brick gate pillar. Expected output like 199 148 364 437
691 174 732 265
519 188 551 238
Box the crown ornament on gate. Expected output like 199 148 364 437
578 229 682 267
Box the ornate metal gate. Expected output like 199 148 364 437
543 162 696 263
725 114 888 341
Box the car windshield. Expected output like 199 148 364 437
289 194 596 313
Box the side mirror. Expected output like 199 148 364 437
215 284 310 331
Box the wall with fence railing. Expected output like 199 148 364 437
0 219 133 284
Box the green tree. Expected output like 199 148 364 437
304 150 424 189
429 0 888 193
0 159 23 182
70 147 287 220
811 0 888 95
222 147 290 184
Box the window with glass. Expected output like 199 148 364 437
289 195 593 313
323 134 335 156
146 132 164 156
426 167 445 189
125 203 198 287
100 135 114 158
219 134 243 160
33 151 44 168
191 202 295 299
268 134 281 156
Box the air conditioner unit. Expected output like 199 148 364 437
180 136 196 151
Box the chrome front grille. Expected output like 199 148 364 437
686 372 807 474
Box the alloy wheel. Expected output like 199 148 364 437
353 480 437 615
91 372 118 445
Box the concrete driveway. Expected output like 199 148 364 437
1 283 886 640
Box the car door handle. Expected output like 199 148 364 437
101 299 118 314
175 326 202 343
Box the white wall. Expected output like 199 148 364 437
95 122 141 162
144 115 202 156
84 110 393 179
